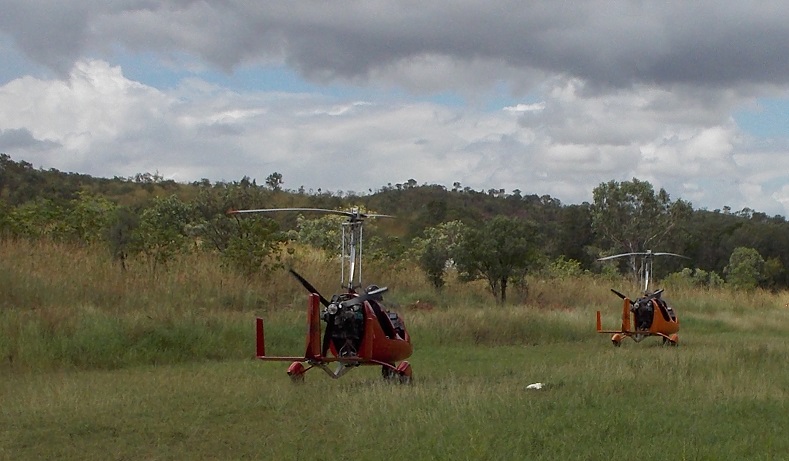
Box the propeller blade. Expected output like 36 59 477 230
610 288 636 305
288 269 330 307
339 286 389 309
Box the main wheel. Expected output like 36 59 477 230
382 365 397 380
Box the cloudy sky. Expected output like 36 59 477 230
2 1 789 216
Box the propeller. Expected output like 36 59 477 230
285 268 336 356
288 269 330 307
338 286 389 309
611 288 629 301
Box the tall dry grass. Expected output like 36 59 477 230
4 239 789 459
3 237 788 372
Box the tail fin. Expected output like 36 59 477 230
305 293 322 359
256 317 266 357
620 298 631 332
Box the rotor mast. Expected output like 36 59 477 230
227 206 390 292
341 208 364 291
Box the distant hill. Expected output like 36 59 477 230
3 153 789 288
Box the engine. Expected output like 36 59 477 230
322 294 365 357
631 296 654 330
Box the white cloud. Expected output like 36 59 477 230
504 102 545 113
1 53 788 216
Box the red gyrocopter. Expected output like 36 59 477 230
228 207 413 382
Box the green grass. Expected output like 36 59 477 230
4 338 789 460
3 239 789 459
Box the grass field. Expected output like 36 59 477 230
3 240 789 460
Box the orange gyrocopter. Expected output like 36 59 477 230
596 287 680 346
596 250 687 346
229 207 413 382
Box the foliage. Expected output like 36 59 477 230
763 256 785 289
6 154 789 290
5 198 67 239
105 206 140 270
663 267 725 289
419 241 450 289
191 181 270 252
134 195 195 272
265 172 284 191
724 246 765 290
411 220 467 289
295 213 345 253
544 256 585 279
591 178 692 278
223 216 286 276
454 216 540 303
66 192 118 245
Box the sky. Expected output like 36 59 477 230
2 1 789 217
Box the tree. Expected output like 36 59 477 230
66 192 117 245
106 206 140 271
135 195 195 272
763 257 785 289
724 247 765 290
224 217 285 276
419 242 449 289
294 213 347 254
265 172 283 191
454 216 540 304
591 178 691 278
411 220 467 289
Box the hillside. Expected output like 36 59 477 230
2 153 789 287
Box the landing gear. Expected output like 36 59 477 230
382 362 413 384
382 365 396 380
663 334 679 347
287 362 307 383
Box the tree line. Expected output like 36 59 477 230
2 153 788 302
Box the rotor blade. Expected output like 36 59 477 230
597 252 643 261
288 269 330 307
227 207 393 220
598 251 689 261
651 252 690 259
229 207 347 216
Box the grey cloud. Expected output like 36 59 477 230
4 1 789 91
0 128 60 150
